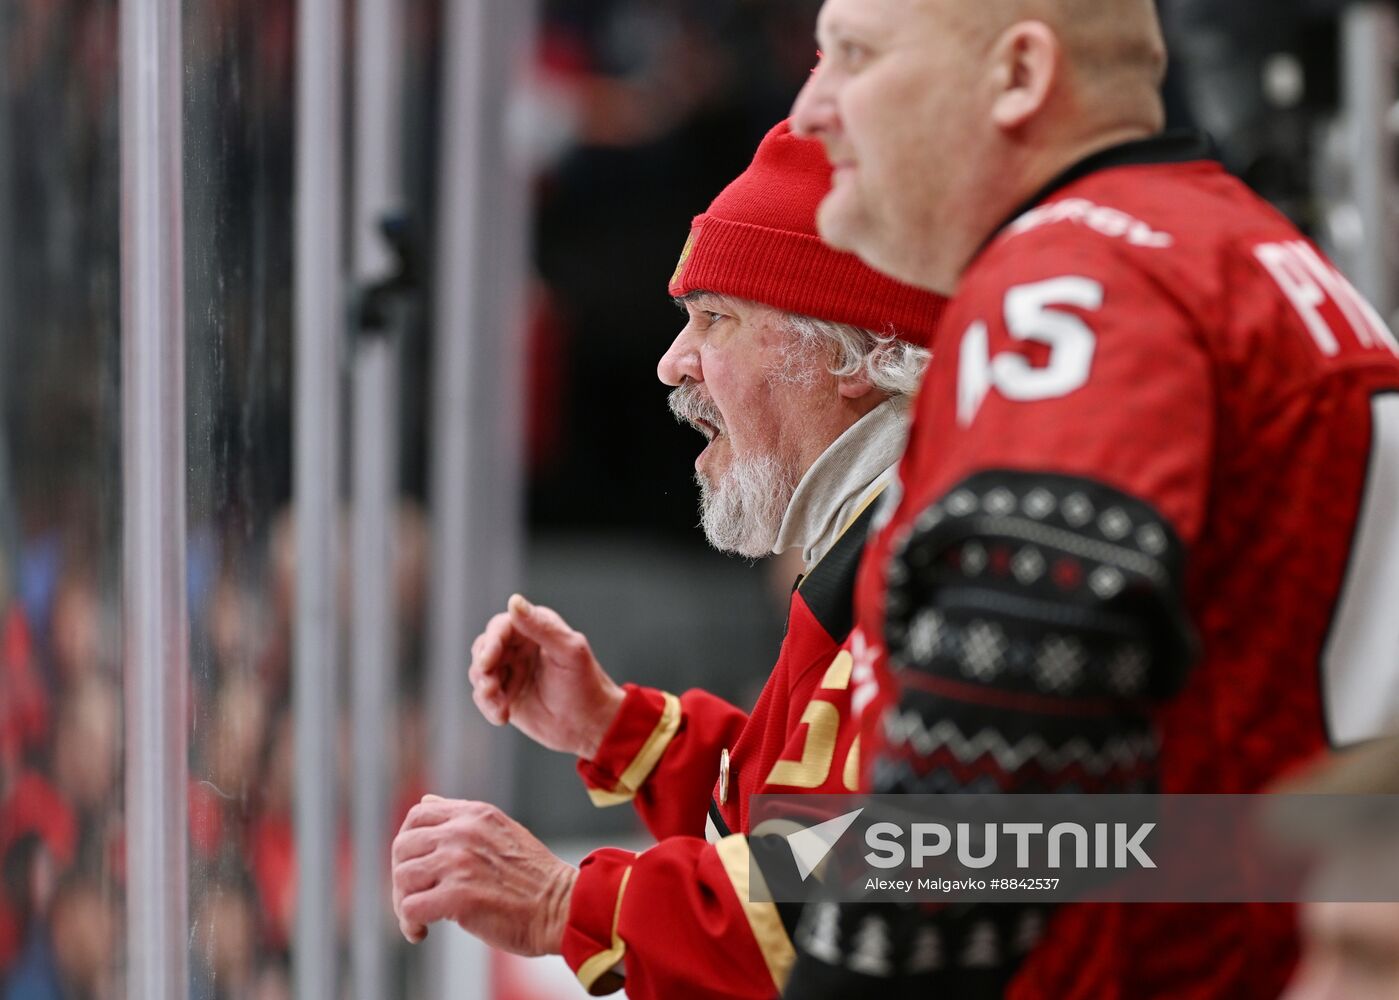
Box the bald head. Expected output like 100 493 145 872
944 0 1164 56
793 0 1170 291
939 0 1167 137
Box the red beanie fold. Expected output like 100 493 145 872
667 120 946 348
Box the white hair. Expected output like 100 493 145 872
666 303 931 559
772 314 930 399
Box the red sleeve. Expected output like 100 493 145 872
577 684 748 840
561 835 792 999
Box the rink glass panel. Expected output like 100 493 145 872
0 1 126 997
183 1 300 997
182 0 439 996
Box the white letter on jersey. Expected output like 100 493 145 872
1255 241 1399 358
957 321 992 426
1290 242 1399 356
958 277 1103 426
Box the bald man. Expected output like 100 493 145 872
780 0 1399 997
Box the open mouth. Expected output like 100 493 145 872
668 383 725 454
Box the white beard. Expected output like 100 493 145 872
696 454 797 559
668 381 798 558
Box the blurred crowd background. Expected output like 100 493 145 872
0 0 1391 997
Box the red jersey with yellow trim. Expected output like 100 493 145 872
835 133 1399 998
707 553 872 840
561 501 881 998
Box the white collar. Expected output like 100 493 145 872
772 398 908 571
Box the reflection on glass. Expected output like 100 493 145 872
0 0 822 996
182 1 436 997
0 2 124 999
183 0 298 997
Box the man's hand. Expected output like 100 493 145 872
391 794 579 955
468 594 625 759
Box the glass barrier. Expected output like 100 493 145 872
0 1 817 997
183 1 300 996
0 2 125 997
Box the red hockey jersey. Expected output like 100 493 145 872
561 500 880 998
811 134 1399 998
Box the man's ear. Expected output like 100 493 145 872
837 371 878 400
989 20 1060 131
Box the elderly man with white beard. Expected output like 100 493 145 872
388 120 947 999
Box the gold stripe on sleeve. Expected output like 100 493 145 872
586 786 640 808
575 866 634 994
715 834 796 993
586 690 682 807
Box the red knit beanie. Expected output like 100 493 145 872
668 120 946 347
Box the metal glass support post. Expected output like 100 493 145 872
351 338 396 1000
0 6 18 565
1342 2 1399 323
427 0 488 823
0 1 11 364
350 0 405 996
120 0 189 995
427 0 536 995
294 0 345 995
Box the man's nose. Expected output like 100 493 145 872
657 324 702 386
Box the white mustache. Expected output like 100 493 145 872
668 382 725 438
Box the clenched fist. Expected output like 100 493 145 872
391 794 577 955
468 594 625 759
